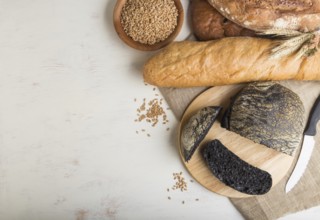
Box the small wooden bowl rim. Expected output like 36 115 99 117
113 0 184 51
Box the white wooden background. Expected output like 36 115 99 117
1 0 320 219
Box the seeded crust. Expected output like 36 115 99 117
207 0 320 32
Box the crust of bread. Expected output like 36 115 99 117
207 0 320 32
143 38 320 87
191 0 255 41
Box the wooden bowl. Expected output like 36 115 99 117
113 0 184 51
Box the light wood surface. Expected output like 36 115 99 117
179 84 294 198
113 0 184 51
4 0 320 219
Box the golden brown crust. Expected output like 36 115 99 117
143 37 320 87
207 0 320 32
191 0 255 41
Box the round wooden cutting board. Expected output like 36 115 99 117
178 85 294 198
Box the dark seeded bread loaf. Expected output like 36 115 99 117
203 139 272 195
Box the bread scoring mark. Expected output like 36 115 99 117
273 17 300 29
244 21 252 26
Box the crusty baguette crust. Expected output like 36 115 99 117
143 37 320 87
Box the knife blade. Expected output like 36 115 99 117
285 94 320 193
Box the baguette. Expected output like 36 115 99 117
143 37 320 87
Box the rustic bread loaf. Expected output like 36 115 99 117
221 82 305 156
191 0 255 41
207 0 320 32
143 38 320 87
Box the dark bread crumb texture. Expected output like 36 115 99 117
203 139 272 195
